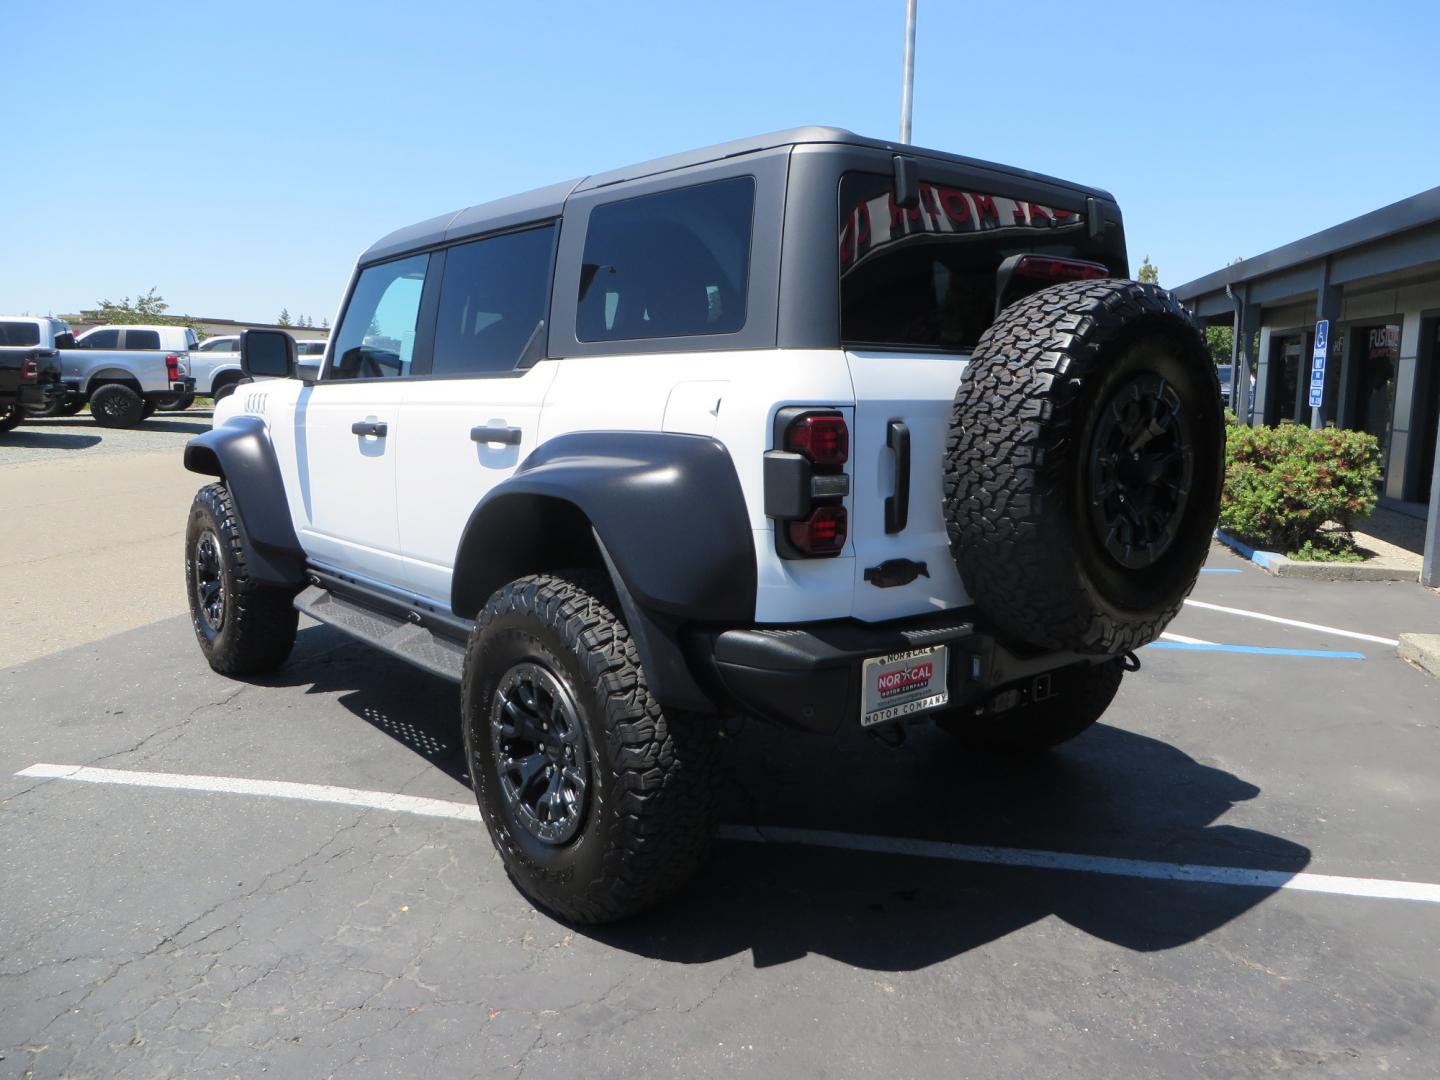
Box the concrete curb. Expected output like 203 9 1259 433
1398 634 1440 678
1214 530 1420 582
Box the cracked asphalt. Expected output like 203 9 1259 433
4 433 1440 1077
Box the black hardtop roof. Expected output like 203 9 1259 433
360 126 1115 264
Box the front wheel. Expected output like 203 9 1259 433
462 573 720 924
936 659 1125 753
0 404 22 433
185 483 299 675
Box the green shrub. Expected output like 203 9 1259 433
1218 421 1382 553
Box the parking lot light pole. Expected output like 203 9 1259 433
899 0 917 143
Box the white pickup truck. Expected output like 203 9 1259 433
9 318 196 427
190 334 329 402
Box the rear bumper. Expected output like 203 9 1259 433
694 610 1110 735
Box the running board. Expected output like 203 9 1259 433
294 584 466 684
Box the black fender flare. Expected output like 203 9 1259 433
183 416 306 588
451 432 757 711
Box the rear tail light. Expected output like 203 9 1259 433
766 408 850 559
1011 255 1110 282
787 505 848 556
165 354 181 381
784 411 849 466
21 358 39 383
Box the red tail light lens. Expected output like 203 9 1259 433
787 505 847 556
165 354 181 381
21 358 39 382
785 411 849 466
1012 255 1109 282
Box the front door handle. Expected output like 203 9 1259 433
351 419 388 437
470 425 522 446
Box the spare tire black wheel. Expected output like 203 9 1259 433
944 278 1224 655
89 383 146 428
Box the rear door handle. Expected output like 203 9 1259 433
884 419 911 534
470 425 522 446
351 419 388 437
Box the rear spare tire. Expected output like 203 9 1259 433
943 279 1223 655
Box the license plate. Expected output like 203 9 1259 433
860 645 949 727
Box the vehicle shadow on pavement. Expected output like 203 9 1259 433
266 627 1311 973
587 724 1313 971
0 430 102 450
255 625 469 784
22 416 213 436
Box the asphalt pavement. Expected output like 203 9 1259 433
3 540 1439 1079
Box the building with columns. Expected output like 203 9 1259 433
1175 186 1440 585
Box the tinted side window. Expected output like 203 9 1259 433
200 337 236 352
80 328 120 349
432 225 554 377
327 254 429 380
577 177 753 342
125 329 162 350
0 322 40 346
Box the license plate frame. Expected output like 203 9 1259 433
860 645 949 728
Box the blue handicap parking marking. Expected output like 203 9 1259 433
1146 642 1366 660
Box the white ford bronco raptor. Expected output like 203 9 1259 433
183 127 1223 923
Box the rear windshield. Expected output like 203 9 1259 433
838 171 1112 352
0 321 40 347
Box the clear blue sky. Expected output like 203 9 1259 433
4 0 1437 325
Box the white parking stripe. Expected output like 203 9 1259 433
1159 631 1215 645
18 763 1440 906
1183 599 1401 647
720 825 1440 905
15 763 481 821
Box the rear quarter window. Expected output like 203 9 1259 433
577 176 754 342
124 329 162 350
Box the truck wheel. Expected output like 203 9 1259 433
0 405 21 432
937 658 1125 753
89 383 146 428
211 376 241 403
462 572 720 924
185 483 299 675
152 392 195 412
944 279 1224 655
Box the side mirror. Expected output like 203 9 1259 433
241 328 296 379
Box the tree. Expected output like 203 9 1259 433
321 316 330 329
1137 256 1160 285
277 308 292 327
1205 326 1233 366
92 288 201 334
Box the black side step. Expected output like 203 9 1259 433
294 584 467 684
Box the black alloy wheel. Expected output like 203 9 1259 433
192 528 226 639
488 661 590 846
1085 372 1195 570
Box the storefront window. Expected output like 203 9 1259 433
1353 322 1401 476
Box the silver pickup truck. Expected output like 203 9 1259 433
5 318 197 427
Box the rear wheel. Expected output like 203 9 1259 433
937 659 1125 753
185 483 299 675
152 392 195 412
211 375 243 403
462 572 720 924
0 404 21 433
89 383 146 428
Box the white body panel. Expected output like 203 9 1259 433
396 362 559 603
844 350 974 622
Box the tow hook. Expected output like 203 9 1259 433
1123 651 1142 672
864 559 929 588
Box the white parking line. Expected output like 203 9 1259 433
15 763 481 821
18 763 1440 906
1183 599 1401 647
1159 631 1215 645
